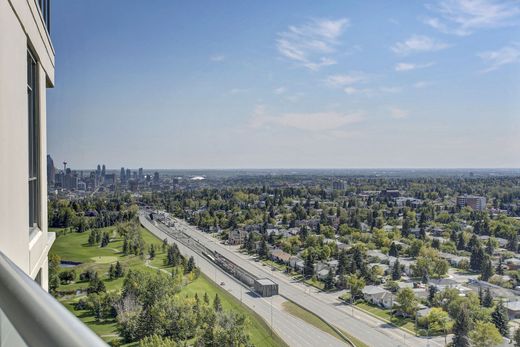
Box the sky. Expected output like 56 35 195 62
48 0 520 169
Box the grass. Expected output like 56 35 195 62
355 302 416 334
183 273 287 347
282 301 356 346
337 328 370 347
51 225 286 347
304 277 325 290
262 259 287 272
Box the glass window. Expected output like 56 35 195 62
28 50 40 231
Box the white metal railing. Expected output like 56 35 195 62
0 251 107 347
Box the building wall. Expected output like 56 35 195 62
0 0 55 290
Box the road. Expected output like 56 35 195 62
139 214 346 347
153 213 450 347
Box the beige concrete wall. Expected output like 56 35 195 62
0 0 55 286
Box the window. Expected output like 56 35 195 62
37 0 51 33
28 50 40 231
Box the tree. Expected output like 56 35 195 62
389 242 399 257
396 288 418 317
115 261 124 278
87 272 106 294
100 232 110 247
149 244 156 259
213 293 222 312
514 328 520 347
480 255 494 281
304 252 315 278
428 285 438 304
496 257 504 275
470 246 485 272
348 275 365 299
482 288 493 308
108 264 116 280
452 306 471 347
391 258 401 281
457 232 466 250
203 292 210 305
186 256 195 273
139 334 177 347
258 237 268 259
469 321 503 347
492 301 509 337
324 270 335 290
485 237 495 256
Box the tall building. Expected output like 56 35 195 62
138 167 144 180
101 164 106 177
47 155 55 186
457 195 487 211
0 2 120 345
96 164 101 177
153 171 160 184
126 168 131 182
1 0 55 290
120 167 126 184
332 180 345 190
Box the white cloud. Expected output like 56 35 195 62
478 43 520 72
379 86 403 93
424 0 520 36
391 35 450 55
389 107 409 119
274 87 287 95
210 54 225 62
276 18 349 70
413 81 434 88
249 105 364 131
395 62 435 71
343 87 372 95
324 72 371 87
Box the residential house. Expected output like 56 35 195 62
362 286 396 309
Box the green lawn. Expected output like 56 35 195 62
262 259 287 272
355 302 416 333
282 301 358 346
51 225 286 347
182 273 287 347
304 277 325 290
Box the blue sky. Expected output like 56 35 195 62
48 0 520 169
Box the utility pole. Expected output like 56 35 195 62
270 295 273 337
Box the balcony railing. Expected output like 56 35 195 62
0 251 107 347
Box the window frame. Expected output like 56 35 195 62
27 49 40 233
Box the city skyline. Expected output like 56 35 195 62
48 1 520 169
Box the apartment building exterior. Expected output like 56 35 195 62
456 195 487 211
1 0 55 290
0 2 107 346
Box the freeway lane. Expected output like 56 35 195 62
139 214 346 347
163 215 448 347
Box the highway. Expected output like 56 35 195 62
147 212 450 347
139 214 347 347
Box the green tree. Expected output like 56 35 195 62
114 261 124 278
514 328 520 347
213 293 222 312
396 287 418 317
348 275 365 299
139 334 177 347
324 270 335 290
482 288 493 308
469 321 503 347
452 306 471 347
492 301 509 337
480 255 494 281
391 258 401 281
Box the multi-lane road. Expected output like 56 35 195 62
141 211 448 347
139 213 346 347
